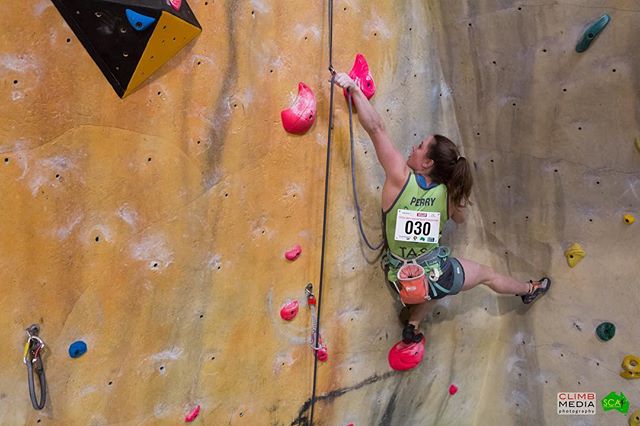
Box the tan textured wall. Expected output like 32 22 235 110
1 1 639 425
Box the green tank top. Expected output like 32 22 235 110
383 173 449 259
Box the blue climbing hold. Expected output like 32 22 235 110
69 341 87 358
125 9 156 32
576 14 610 53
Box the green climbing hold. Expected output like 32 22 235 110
576 14 610 53
596 322 615 341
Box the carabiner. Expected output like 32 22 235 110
24 324 47 410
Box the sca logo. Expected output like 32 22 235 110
600 391 629 414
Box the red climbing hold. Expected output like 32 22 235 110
316 346 328 362
281 83 316 134
449 384 458 395
280 300 299 321
168 0 182 11
344 54 376 100
185 405 200 422
388 337 425 371
285 244 302 261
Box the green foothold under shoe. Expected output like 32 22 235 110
576 14 610 53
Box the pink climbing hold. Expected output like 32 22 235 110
280 300 299 321
185 405 200 422
285 244 302 261
344 53 376 100
168 0 182 11
449 384 458 395
388 337 425 371
281 83 316 134
316 347 328 362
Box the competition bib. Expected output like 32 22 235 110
394 209 440 244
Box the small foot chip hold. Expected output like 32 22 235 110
280 300 299 321
620 355 640 380
185 405 200 422
449 384 458 395
576 14 610 53
596 322 616 341
69 341 88 358
629 409 640 426
285 245 302 261
564 243 585 268
624 214 635 225
315 347 328 362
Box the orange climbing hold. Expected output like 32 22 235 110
624 214 635 225
564 243 585 268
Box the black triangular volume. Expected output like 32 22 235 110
51 0 161 97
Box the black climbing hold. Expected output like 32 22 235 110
576 15 610 53
69 340 88 358
125 9 156 31
595 322 615 341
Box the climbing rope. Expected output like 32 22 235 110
346 92 384 250
23 324 47 410
308 0 335 423
309 2 385 423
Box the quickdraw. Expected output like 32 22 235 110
23 324 47 410
305 283 328 361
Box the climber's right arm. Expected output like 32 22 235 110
334 72 408 187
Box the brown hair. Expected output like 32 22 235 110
427 134 473 207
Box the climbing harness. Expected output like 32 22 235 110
23 324 47 410
385 246 453 305
305 283 328 360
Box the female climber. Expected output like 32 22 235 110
333 71 551 344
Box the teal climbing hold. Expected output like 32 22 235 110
125 9 156 32
596 322 615 341
576 14 610 53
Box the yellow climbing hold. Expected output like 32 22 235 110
564 243 585 268
620 355 640 379
630 409 640 426
635 137 640 153
624 214 635 225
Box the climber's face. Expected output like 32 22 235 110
407 135 435 172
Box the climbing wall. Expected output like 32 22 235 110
1 1 639 425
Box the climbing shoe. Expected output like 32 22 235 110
402 323 424 344
521 277 551 304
